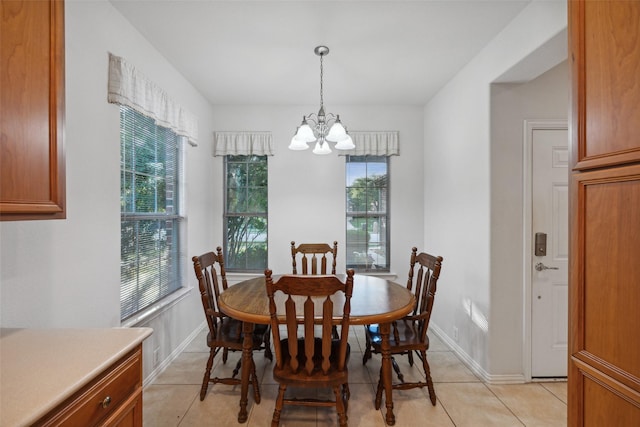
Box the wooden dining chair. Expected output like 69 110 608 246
291 241 338 275
265 269 355 427
291 240 340 339
362 247 443 406
192 247 272 402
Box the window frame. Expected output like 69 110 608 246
345 155 390 272
223 155 269 272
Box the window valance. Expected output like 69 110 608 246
340 131 399 156
107 53 198 145
213 132 274 156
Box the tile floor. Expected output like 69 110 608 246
144 328 567 426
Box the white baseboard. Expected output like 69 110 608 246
429 323 526 384
143 322 207 388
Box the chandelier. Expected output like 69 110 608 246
288 46 355 155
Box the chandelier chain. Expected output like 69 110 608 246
319 54 324 108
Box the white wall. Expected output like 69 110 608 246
423 0 567 380
211 105 425 278
489 60 569 378
0 0 214 380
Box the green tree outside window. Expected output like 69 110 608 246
224 155 268 270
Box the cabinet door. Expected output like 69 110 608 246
568 1 640 425
0 0 65 220
102 390 143 427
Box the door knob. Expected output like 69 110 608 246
535 262 559 271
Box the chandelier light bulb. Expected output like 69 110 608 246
294 118 317 143
312 141 332 155
288 134 310 150
326 116 347 143
335 134 355 150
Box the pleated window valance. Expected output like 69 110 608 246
213 132 274 156
340 131 399 156
107 53 198 145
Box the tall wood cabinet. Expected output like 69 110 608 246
0 0 66 220
568 1 640 424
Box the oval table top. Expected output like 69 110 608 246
218 274 416 325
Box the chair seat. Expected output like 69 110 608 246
273 338 350 385
209 318 270 350
366 321 429 351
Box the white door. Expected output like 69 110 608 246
531 126 568 378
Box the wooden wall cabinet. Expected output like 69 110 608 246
35 346 144 427
0 0 66 220
569 0 640 425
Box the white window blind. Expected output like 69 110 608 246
224 155 269 271
346 155 390 272
120 106 184 320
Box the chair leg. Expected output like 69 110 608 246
362 326 372 365
200 348 216 401
421 350 437 406
334 385 348 427
408 349 414 367
223 347 229 363
391 356 405 383
272 384 286 427
232 357 242 378
332 325 340 340
264 332 273 361
374 367 383 410
250 356 261 404
342 382 350 412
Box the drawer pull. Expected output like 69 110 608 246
101 396 112 409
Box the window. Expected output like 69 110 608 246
120 106 184 321
224 155 268 271
346 155 389 271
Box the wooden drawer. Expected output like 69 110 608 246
36 346 142 427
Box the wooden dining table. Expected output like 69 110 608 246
218 273 415 426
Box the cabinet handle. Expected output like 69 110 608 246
101 396 112 409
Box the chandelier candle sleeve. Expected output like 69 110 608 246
289 46 355 154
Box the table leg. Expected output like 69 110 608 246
238 321 254 423
380 322 396 425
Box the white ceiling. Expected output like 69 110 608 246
110 0 531 106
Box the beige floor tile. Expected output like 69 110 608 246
179 385 253 426
427 332 449 352
146 331 569 427
436 382 524 427
143 384 199 427
153 352 211 385
487 383 566 427
182 328 208 353
428 351 480 383
379 387 455 427
348 351 377 384
348 330 363 352
539 381 567 404
353 325 369 353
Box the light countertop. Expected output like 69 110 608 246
0 327 152 426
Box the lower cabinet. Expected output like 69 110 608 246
36 345 143 427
